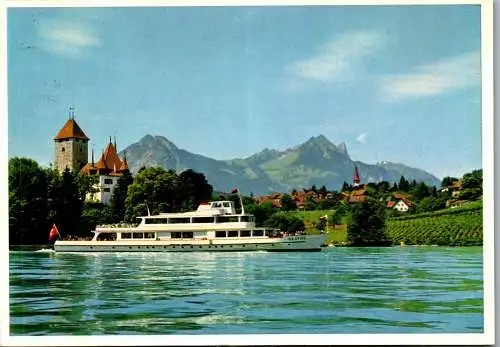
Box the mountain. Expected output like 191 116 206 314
121 134 441 195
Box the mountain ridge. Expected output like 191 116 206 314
121 134 441 195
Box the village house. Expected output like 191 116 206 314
254 193 283 208
442 180 462 198
386 193 413 212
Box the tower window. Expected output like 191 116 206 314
61 148 65 152
103 188 111 192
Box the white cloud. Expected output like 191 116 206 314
38 20 101 59
286 30 385 83
380 51 480 102
356 133 368 143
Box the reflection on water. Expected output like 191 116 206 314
10 247 483 335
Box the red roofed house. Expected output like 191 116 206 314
54 112 129 205
386 193 413 212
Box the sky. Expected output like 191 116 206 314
7 4 483 179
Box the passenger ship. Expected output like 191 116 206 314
54 201 327 252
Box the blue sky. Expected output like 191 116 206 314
8 5 482 179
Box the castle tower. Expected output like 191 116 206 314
54 109 89 172
353 165 360 188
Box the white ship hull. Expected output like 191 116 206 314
54 234 327 252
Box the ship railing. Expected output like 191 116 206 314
96 223 139 228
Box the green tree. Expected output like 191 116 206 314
264 213 304 233
417 196 447 213
280 194 297 211
318 185 328 196
246 200 276 226
81 201 114 233
316 218 327 231
398 176 410 192
459 169 482 200
441 176 458 188
304 196 317 211
174 169 213 212
347 199 389 246
412 182 431 201
109 170 134 222
47 168 85 238
9 157 50 244
341 181 351 192
124 167 178 221
316 194 340 210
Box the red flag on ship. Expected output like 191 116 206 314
49 224 60 241
230 187 238 194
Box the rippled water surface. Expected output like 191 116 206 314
10 247 483 335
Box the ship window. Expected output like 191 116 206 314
217 216 239 223
213 202 222 208
121 233 132 239
145 218 168 224
215 231 226 238
228 230 238 237
240 216 251 222
145 232 155 239
168 218 190 224
104 178 113 184
240 230 251 237
97 233 117 241
133 233 144 239
192 217 214 224
171 232 182 239
223 202 230 208
252 230 264 237
182 232 194 239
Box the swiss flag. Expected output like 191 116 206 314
230 187 238 194
49 224 59 241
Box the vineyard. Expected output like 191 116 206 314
386 204 483 246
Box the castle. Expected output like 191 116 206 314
54 113 129 205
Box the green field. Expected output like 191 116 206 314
289 201 483 246
386 203 483 246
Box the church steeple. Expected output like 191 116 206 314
353 165 360 187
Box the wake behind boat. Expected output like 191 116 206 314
54 201 327 252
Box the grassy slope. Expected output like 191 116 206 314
284 210 348 245
386 203 482 246
288 201 483 246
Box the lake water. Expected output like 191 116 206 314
9 247 483 335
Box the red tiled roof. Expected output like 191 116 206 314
393 193 411 200
387 201 396 208
351 189 367 196
54 119 89 141
119 156 129 172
